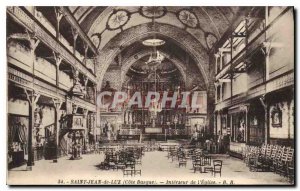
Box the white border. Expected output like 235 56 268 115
0 1 299 191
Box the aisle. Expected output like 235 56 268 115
7 151 290 185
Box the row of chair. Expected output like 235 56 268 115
167 146 223 177
242 144 294 183
99 147 143 176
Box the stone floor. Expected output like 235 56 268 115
7 151 291 185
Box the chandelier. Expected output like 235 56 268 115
142 38 165 69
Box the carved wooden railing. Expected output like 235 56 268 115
216 7 292 79
7 6 97 83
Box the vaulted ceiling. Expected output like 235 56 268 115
69 6 240 50
66 6 244 91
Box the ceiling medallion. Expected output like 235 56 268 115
140 6 167 19
177 9 199 28
107 9 130 30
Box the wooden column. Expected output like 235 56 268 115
52 51 63 162
230 33 234 104
230 114 233 142
214 53 220 74
53 51 63 87
214 82 218 103
262 42 272 81
83 43 88 66
54 7 63 39
93 84 97 104
83 109 89 152
260 95 269 144
52 98 62 163
219 51 223 70
24 89 40 170
215 112 218 139
220 82 223 101
83 76 88 100
243 105 249 144
24 31 40 170
71 28 79 55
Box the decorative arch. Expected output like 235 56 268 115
96 23 210 91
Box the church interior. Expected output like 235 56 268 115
6 6 294 185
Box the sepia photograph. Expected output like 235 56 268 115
5 5 295 186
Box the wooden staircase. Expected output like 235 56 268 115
59 136 68 157
44 123 68 158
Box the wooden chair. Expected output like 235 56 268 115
125 160 136 169
108 162 117 170
287 164 294 184
178 157 187 168
135 158 142 165
242 146 249 164
248 155 264 172
171 151 178 162
193 161 202 173
116 160 126 171
123 168 134 176
193 157 205 173
133 169 142 176
277 147 294 176
212 160 222 177
204 156 212 166
271 146 285 173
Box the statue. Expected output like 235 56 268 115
71 70 85 97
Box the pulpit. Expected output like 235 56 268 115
66 115 85 160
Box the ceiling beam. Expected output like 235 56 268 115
59 7 98 55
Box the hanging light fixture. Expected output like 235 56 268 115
142 38 165 70
142 16 164 128
142 16 165 69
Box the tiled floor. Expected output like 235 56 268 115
7 151 291 185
